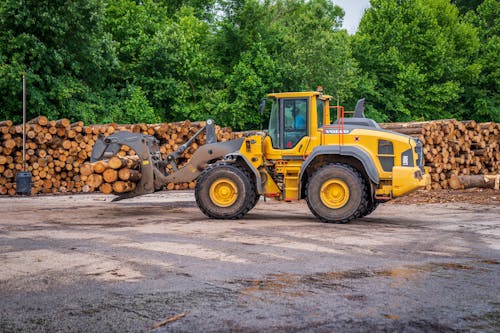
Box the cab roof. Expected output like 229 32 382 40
267 91 332 99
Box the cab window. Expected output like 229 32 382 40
317 99 325 128
283 99 307 149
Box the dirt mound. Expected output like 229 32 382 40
390 188 500 205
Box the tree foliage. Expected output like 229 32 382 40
0 0 115 123
353 0 481 122
451 0 484 15
213 0 358 128
462 0 499 121
0 0 498 127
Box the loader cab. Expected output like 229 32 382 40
268 97 308 149
265 92 331 156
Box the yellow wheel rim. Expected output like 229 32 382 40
209 178 238 207
320 179 350 209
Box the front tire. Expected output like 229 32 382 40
195 163 256 219
306 163 368 223
360 200 379 217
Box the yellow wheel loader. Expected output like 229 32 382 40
91 91 430 223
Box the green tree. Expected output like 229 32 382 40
462 0 499 121
0 0 116 122
275 0 358 102
103 2 220 124
212 0 360 129
158 0 216 20
103 0 168 84
353 0 480 122
452 0 484 15
133 7 220 122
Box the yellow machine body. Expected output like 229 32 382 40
91 90 430 222
235 91 430 202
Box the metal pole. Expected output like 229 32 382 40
22 73 26 172
16 72 32 195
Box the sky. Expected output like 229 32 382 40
333 0 371 34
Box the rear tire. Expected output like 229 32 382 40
306 163 368 223
195 163 256 219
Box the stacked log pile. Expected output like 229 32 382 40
380 120 500 190
1 116 91 195
1 116 498 195
80 156 143 194
80 121 234 194
1 117 233 195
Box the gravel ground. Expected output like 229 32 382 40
0 191 499 332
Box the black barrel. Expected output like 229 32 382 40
16 171 32 195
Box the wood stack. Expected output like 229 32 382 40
1 116 90 195
80 120 232 194
80 154 197 195
1 117 234 196
2 115 498 195
80 156 141 194
380 120 500 190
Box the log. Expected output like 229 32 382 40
108 156 128 169
28 116 49 126
99 182 113 194
3 139 16 149
380 119 455 129
56 118 71 128
118 168 141 182
93 160 109 174
86 174 103 188
449 174 500 190
112 181 136 193
386 128 425 136
102 168 118 183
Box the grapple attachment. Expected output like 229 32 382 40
90 119 244 201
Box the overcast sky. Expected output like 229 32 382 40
333 0 371 34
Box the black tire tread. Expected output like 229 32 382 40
306 163 369 224
360 200 379 217
195 162 257 219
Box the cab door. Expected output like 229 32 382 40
267 97 309 155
